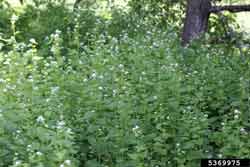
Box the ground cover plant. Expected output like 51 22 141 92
0 0 250 167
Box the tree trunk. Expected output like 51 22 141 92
182 0 211 46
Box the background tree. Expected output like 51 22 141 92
182 0 250 45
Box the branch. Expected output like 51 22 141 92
211 4 250 13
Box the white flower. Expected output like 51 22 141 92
29 38 37 44
152 42 158 48
11 14 19 24
91 72 97 78
14 160 22 166
28 75 33 82
234 115 239 119
0 78 5 83
132 125 139 131
54 33 59 39
36 151 43 156
132 125 141 137
57 121 65 129
51 86 60 94
26 145 32 151
36 115 45 123
64 160 71 165
55 29 62 34
59 164 64 167
234 109 241 114
98 86 103 90
153 96 158 100
66 128 73 134
240 128 247 134
218 154 222 158
176 143 180 147
83 78 88 82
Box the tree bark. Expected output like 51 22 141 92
181 0 211 46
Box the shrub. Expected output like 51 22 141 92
0 3 250 167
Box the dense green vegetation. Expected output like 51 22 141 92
0 0 250 166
